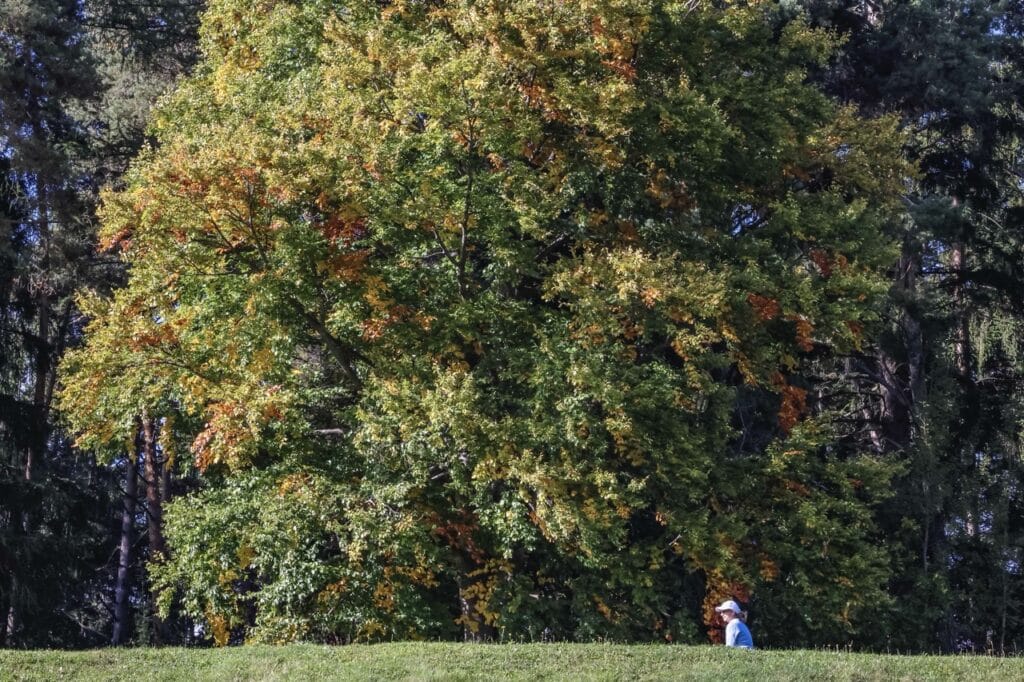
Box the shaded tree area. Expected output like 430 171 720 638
792 0 1024 653
0 0 201 647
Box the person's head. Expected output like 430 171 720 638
714 599 743 624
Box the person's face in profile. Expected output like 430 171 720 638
719 609 736 624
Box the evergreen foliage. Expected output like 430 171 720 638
796 0 1024 652
1 0 200 647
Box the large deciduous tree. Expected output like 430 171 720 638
62 0 908 644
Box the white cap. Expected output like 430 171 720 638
714 600 742 614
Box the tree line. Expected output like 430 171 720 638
2 0 1022 652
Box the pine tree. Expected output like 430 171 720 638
797 0 1024 651
1 0 201 647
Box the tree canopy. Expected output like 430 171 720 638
59 0 912 645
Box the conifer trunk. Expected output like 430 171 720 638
3 577 16 646
878 250 923 451
141 416 167 643
0 595 7 645
142 417 165 558
112 453 138 645
951 243 969 379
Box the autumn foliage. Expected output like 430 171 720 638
59 0 907 646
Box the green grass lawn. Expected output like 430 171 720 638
1 642 1020 681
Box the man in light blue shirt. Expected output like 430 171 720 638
715 600 754 648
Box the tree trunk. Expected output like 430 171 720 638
141 416 167 644
112 452 138 646
0 593 7 645
441 508 498 642
160 456 172 507
950 242 970 379
3 577 16 646
876 251 923 451
142 417 165 558
897 250 938 574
